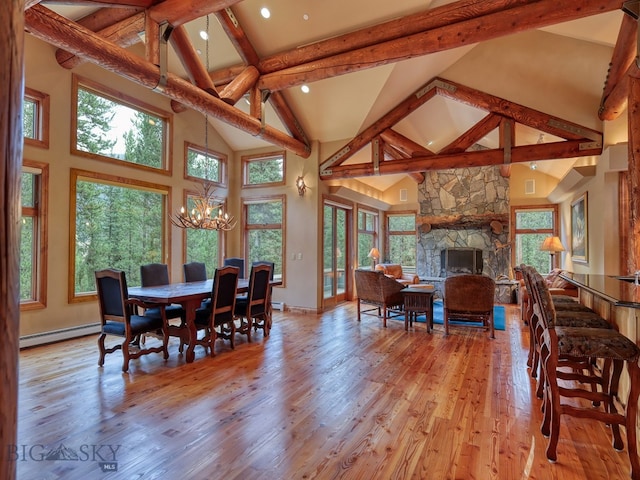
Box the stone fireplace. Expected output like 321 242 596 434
416 166 511 296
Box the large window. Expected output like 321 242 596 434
72 75 172 173
23 87 50 149
185 142 226 185
357 208 378 269
386 212 416 272
512 205 559 275
242 152 285 186
243 196 285 282
70 169 169 301
20 160 48 310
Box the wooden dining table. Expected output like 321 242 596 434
128 278 277 363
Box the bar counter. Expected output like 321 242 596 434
560 273 640 308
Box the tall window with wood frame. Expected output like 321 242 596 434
512 205 559 275
357 208 378 269
72 75 171 173
386 212 416 273
23 87 50 149
243 196 285 282
70 169 169 301
20 161 49 310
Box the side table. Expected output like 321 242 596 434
403 285 435 332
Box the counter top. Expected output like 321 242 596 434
560 273 640 308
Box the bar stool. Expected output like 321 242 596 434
531 271 640 479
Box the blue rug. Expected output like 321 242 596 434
411 300 506 330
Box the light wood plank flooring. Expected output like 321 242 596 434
16 302 633 479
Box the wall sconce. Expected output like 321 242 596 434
296 175 307 196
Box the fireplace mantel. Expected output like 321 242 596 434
417 213 508 233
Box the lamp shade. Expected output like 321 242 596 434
367 247 380 259
540 236 565 253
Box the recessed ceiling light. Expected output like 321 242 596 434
260 7 271 19
301 85 310 93
199 30 208 41
427 140 434 146
303 13 309 20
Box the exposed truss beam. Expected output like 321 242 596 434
25 4 311 157
320 77 603 180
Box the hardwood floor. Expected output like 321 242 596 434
16 302 634 479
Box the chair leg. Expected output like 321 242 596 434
443 309 449 336
357 299 361 322
98 333 107 366
121 338 131 373
626 360 640 480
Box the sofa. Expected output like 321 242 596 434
515 267 578 324
354 269 406 327
374 263 419 286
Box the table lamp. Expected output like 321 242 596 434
367 247 380 270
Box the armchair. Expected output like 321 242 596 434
443 274 496 338
354 269 405 327
374 263 419 285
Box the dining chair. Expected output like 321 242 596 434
443 274 496 338
223 257 245 279
183 261 207 282
94 268 169 372
531 269 640 478
252 260 275 280
140 263 185 322
184 261 211 311
185 265 239 357
235 263 272 340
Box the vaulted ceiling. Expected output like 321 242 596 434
24 0 632 191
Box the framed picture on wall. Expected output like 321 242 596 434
571 192 588 263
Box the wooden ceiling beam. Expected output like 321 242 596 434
169 24 219 97
43 0 154 6
498 117 515 177
214 8 260 66
320 78 440 174
322 140 603 179
55 11 144 69
439 113 502 154
147 0 243 27
25 4 310 157
259 0 622 92
258 0 534 74
599 12 638 121
214 7 310 148
381 141 425 183
380 129 434 157
437 78 603 142
219 66 259 105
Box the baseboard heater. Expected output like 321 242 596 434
20 323 101 349
271 301 285 311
